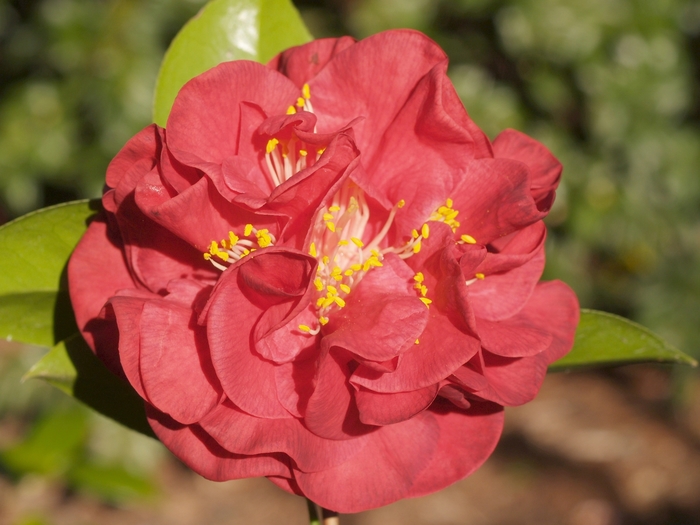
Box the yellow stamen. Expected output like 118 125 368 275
298 324 311 332
351 237 364 248
319 316 329 325
415 339 420 345
421 224 430 239
397 199 406 208
299 149 308 157
338 240 349 246
244 224 253 236
327 285 338 295
329 205 341 212
461 234 477 244
344 269 354 276
266 138 279 154
323 213 334 221
340 284 351 294
296 97 305 108
446 198 453 208
420 297 432 307
317 147 326 155
334 296 346 308
412 229 419 239
256 229 272 248
286 105 297 115
302 83 311 100
314 278 324 291
412 240 422 254
309 242 317 257
322 256 330 265
475 273 485 280
326 221 336 232
414 272 424 283
203 253 212 260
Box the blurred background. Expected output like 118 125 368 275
1 0 700 523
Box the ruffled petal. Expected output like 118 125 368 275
268 36 356 87
139 300 220 424
206 249 316 419
492 128 562 211
166 61 300 169
146 405 291 481
199 400 370 472
105 124 161 190
355 384 438 426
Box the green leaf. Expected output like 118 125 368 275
0 200 98 347
24 335 155 438
67 462 156 502
153 0 313 127
549 309 698 370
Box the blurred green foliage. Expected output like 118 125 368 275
0 0 699 512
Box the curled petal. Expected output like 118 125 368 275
268 36 356 87
355 384 438 426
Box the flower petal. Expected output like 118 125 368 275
268 36 356 87
139 300 220 424
355 384 438 426
199 400 369 473
146 405 291 481
166 61 300 169
493 128 562 211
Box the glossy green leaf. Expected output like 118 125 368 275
153 0 313 127
0 200 98 347
24 335 154 438
549 309 698 370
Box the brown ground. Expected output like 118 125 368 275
2 364 700 525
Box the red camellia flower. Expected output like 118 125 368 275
68 30 579 513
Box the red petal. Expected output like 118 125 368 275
199 401 369 473
108 295 150 399
105 124 161 190
493 128 562 211
268 36 356 87
294 401 503 513
452 158 543 245
139 300 220 424
146 405 291 481
304 349 375 440
68 216 135 350
166 61 299 168
355 384 438 426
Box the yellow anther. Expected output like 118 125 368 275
242 248 251 256
266 138 279 154
371 249 380 258
329 205 341 212
326 221 336 232
420 285 427 296
316 297 326 307
286 105 297 115
350 264 362 272
363 260 371 272
323 213 334 221
319 316 329 325
244 224 253 236
475 273 485 280
351 237 364 248
209 240 218 254
332 273 343 282
446 210 459 221
344 269 354 276
322 296 335 309
218 251 229 261
446 198 454 208
309 242 317 257
412 229 419 239
420 297 432 307
438 206 451 215
314 278 324 291
298 324 311 332
421 224 430 239
414 272 424 283
296 97 305 108
256 229 272 248
322 256 330 265
368 257 383 267
203 253 212 260
397 199 406 208
327 285 338 295
317 147 326 155
302 83 311 100
412 240 422 254
461 234 477 244
334 296 346 308
340 284 351 294
229 231 239 245
338 240 349 246
299 149 308 157
415 339 420 345
332 266 342 275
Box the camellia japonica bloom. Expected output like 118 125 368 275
68 30 579 513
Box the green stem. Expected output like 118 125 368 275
307 498 320 525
